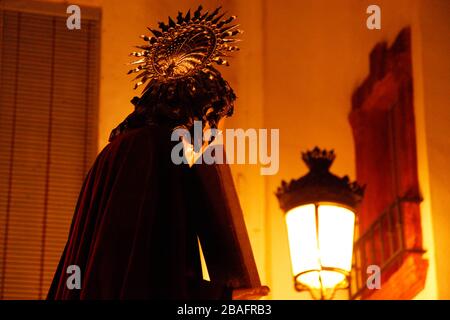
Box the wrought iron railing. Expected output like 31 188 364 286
349 197 423 299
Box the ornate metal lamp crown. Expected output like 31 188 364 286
276 147 365 212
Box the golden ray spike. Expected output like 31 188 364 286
184 9 191 22
127 65 144 74
222 38 242 43
217 15 236 28
149 29 162 37
135 45 151 50
132 72 150 81
206 7 221 21
211 13 225 25
130 51 148 57
168 16 176 28
177 11 184 24
219 24 240 33
158 21 168 32
193 5 203 20
200 11 209 21
129 58 146 65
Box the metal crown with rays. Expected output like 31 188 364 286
128 6 242 90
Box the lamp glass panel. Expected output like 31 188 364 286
285 204 320 278
285 203 356 291
318 204 355 273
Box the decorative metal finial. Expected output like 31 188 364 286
301 147 335 172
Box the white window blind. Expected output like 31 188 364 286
0 4 100 299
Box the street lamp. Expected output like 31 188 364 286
276 147 364 300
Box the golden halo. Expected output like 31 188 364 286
128 6 242 89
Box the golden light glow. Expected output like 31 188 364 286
285 204 355 292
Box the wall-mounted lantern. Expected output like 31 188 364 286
276 147 364 300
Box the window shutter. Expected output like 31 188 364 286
0 6 100 299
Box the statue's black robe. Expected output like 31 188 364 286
47 124 244 299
